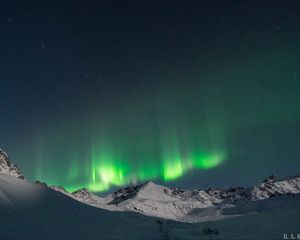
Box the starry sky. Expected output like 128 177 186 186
1 0 300 192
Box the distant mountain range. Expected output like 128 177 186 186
1 148 300 239
41 171 300 222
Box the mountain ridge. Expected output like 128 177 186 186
0 149 24 179
47 173 300 222
3 172 300 240
1 148 300 223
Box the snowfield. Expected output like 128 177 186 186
48 173 300 223
1 149 300 239
1 174 300 239
0 174 163 239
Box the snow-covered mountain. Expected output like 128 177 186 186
49 173 300 222
0 173 166 240
0 149 24 179
2 173 300 240
1 149 300 239
113 174 300 221
34 180 117 210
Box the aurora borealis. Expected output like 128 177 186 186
1 1 300 192
27 85 229 192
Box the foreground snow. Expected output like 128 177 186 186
1 149 300 239
0 174 162 239
1 174 300 239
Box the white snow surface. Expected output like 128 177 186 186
50 174 300 222
1 150 300 239
1 173 300 239
0 173 165 239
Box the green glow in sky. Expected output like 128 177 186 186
70 148 225 192
17 46 300 193
60 134 226 192
3 0 300 197
29 126 226 192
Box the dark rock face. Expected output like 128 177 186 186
35 180 48 187
263 175 277 183
109 184 143 205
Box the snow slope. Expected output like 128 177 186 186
52 174 300 222
1 150 300 239
0 174 163 239
1 173 300 239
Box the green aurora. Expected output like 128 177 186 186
31 122 227 192
3 1 300 193
21 47 300 192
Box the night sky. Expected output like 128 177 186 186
1 0 300 192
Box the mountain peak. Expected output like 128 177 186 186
44 171 300 222
72 188 94 201
136 181 165 198
140 181 160 190
35 180 48 187
50 185 69 195
0 149 24 179
71 188 108 205
72 188 91 195
263 174 277 183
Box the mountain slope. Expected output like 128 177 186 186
0 149 24 179
1 149 300 239
0 174 165 239
52 174 300 222
2 173 300 240
108 175 300 222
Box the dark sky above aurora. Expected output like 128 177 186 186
1 0 300 192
